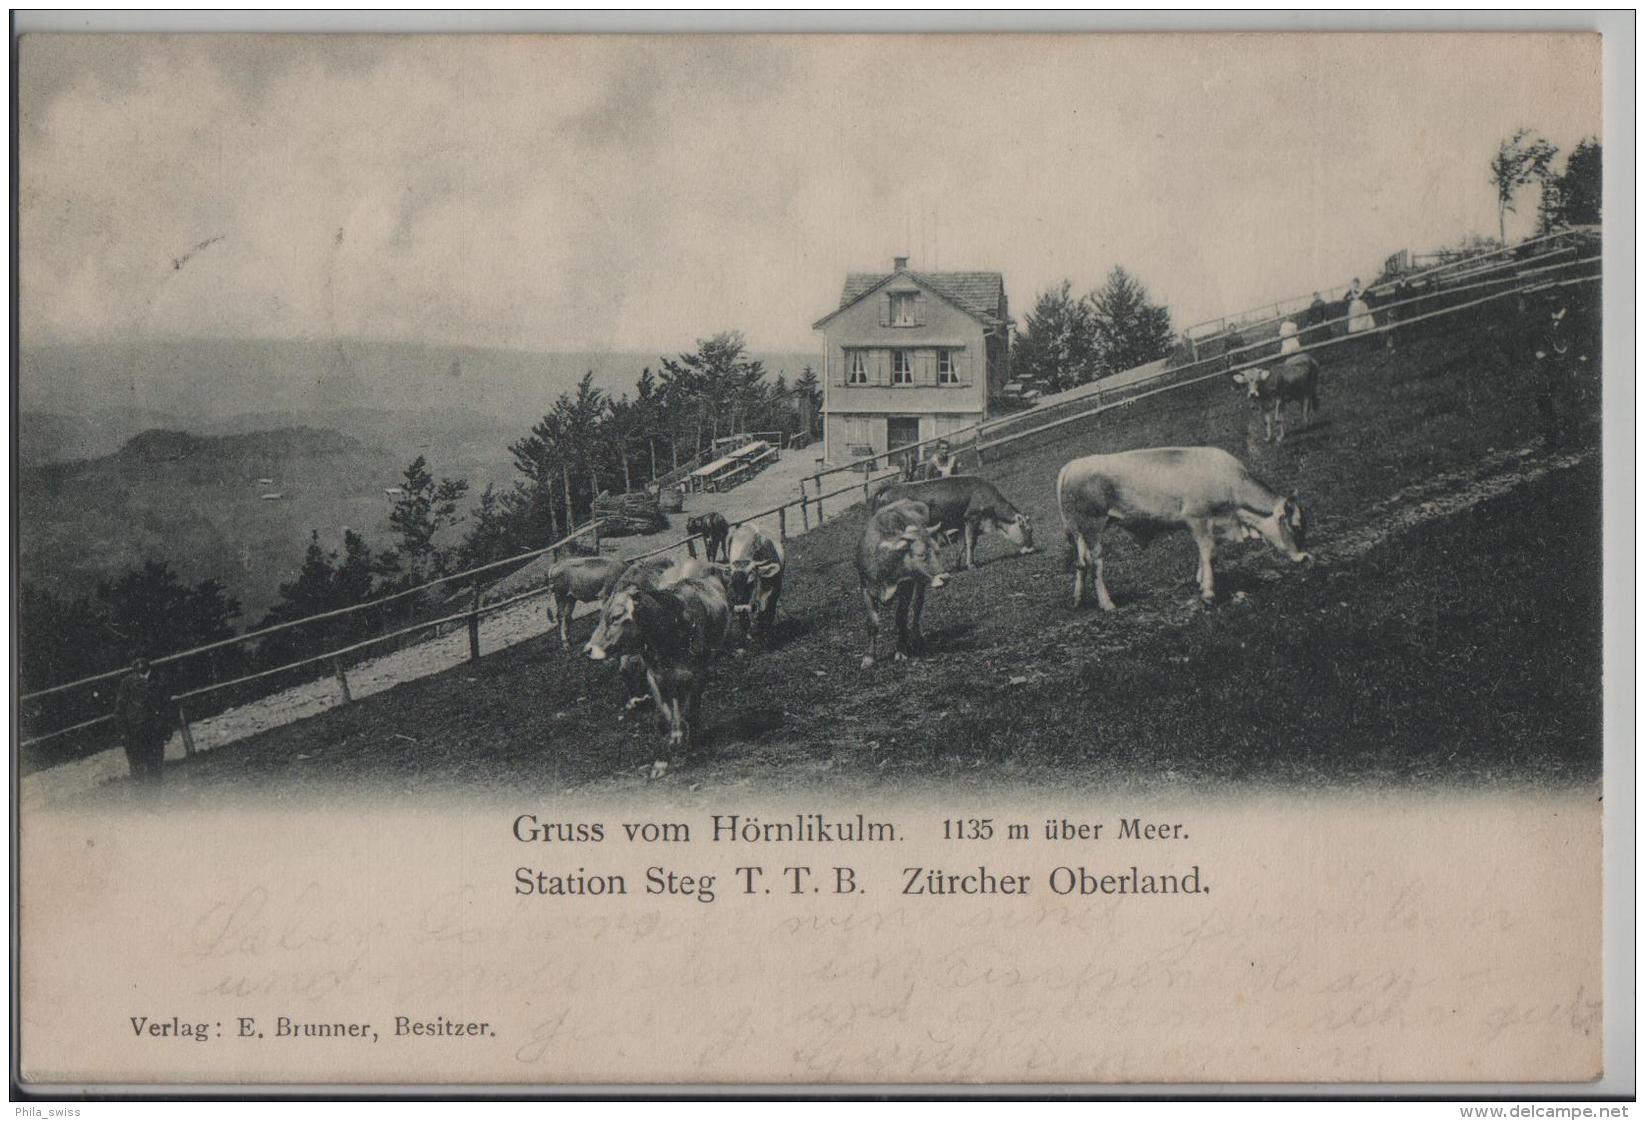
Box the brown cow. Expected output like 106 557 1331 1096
544 556 628 649
1232 353 1321 443
854 500 949 669
583 575 732 752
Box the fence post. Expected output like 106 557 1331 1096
467 584 482 661
975 438 986 468
799 479 811 530
591 520 602 554
331 658 352 704
778 505 787 541
176 704 197 757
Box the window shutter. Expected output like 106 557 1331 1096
881 295 892 328
916 349 937 386
873 349 889 385
913 292 925 327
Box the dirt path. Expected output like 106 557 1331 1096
19 443 891 809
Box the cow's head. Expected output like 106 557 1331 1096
1240 493 1310 562
1001 511 1037 554
881 524 948 588
583 589 639 661
1232 367 1271 400
711 559 782 614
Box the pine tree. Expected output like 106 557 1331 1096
1088 267 1174 377
1012 281 1102 392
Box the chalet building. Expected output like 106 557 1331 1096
812 257 1010 464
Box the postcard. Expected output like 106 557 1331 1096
13 27 1620 1092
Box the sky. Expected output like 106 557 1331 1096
19 33 1602 355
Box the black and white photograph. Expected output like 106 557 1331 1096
11 23 1628 1094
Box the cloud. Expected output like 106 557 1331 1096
19 33 1601 353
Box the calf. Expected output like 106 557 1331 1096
583 576 731 752
854 500 949 669
1056 446 1311 610
1232 352 1320 442
686 512 731 562
711 523 785 642
871 475 1035 570
543 556 628 650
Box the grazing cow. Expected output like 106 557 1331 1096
871 475 1035 570
583 576 732 752
1056 446 1311 610
711 523 785 641
854 500 949 669
686 512 731 562
1232 353 1321 443
544 556 628 649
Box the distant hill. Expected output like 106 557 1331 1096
17 425 501 622
18 336 819 464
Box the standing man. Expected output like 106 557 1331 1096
115 658 172 788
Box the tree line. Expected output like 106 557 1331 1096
1010 265 1176 395
1491 131 1602 243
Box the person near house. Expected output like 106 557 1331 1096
1532 298 1584 448
1278 319 1301 356
115 658 173 787
1346 278 1375 335
927 439 959 479
1305 292 1330 346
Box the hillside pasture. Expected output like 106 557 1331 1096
121 298 1603 801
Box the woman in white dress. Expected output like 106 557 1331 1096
1346 278 1374 334
1278 319 1301 355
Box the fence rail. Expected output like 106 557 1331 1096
19 240 1600 763
1180 226 1594 341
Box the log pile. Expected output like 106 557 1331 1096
593 490 669 537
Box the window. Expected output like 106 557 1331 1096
848 350 868 385
890 292 916 326
892 350 912 385
938 349 957 384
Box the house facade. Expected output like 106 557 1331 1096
812 257 1010 464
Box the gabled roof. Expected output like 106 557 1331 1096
813 268 1007 330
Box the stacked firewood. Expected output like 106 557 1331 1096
592 490 669 537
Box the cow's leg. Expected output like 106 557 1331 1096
964 518 980 569
860 587 882 669
638 666 671 735
684 679 705 756
1264 407 1274 443
892 584 913 661
555 593 574 649
1082 517 1117 612
1189 520 1216 604
623 655 654 711
908 581 928 655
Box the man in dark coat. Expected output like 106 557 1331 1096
114 658 171 786
1532 299 1583 448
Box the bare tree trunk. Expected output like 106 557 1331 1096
620 446 632 493
561 466 575 531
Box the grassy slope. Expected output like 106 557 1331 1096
144 308 1603 799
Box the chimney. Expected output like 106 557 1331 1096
893 256 909 271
